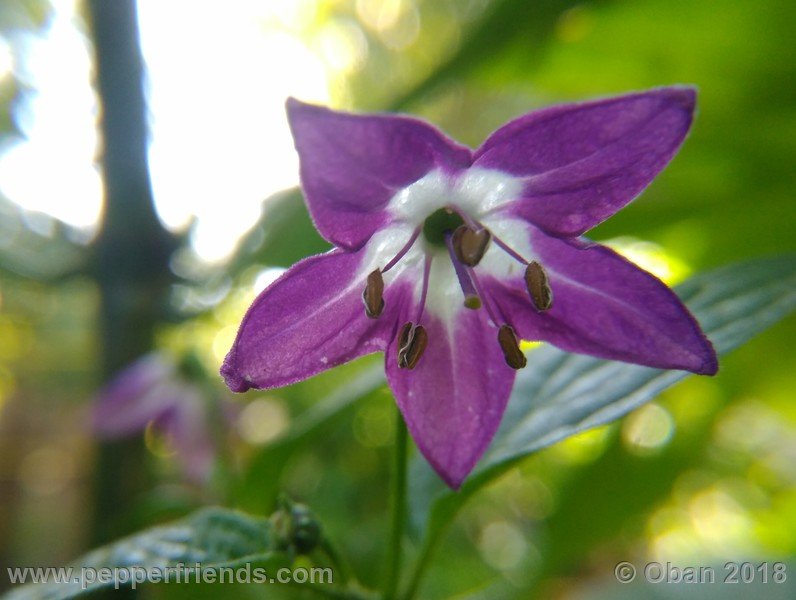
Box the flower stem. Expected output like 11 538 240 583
383 408 408 600
401 532 444 600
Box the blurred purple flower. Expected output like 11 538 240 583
221 87 717 488
93 353 220 483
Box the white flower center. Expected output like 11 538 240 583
357 167 537 328
387 167 523 226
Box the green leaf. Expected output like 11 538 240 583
5 507 304 599
407 255 796 550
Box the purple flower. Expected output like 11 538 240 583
221 87 717 488
93 353 220 484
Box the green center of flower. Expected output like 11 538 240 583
421 208 465 247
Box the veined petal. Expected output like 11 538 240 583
473 87 696 237
222 248 407 392
482 230 718 375
385 308 516 488
287 98 472 249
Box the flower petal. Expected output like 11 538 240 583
159 389 216 484
473 87 696 236
92 354 176 437
222 248 406 392
482 231 718 374
287 98 472 249
385 309 516 488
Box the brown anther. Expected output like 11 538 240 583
397 322 428 369
452 225 491 267
498 325 527 369
362 269 385 318
524 261 553 311
464 294 482 310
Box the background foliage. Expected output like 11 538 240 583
0 0 794 598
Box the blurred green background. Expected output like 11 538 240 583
0 0 794 598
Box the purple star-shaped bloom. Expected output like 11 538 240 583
93 353 218 483
221 87 717 488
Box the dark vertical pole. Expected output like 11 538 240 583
86 0 174 543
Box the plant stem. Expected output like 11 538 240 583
401 531 444 600
86 0 175 545
383 408 408 599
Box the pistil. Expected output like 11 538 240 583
445 233 481 309
467 265 502 327
366 214 541 370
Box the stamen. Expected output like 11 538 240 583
361 228 422 320
498 325 527 369
468 265 528 369
524 261 553 311
445 233 481 309
382 227 421 273
397 322 428 369
415 254 432 323
451 225 491 267
396 255 432 370
362 269 385 318
490 231 529 265
482 226 554 312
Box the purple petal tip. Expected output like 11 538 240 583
667 85 697 110
285 96 309 114
220 355 251 393
416 449 469 490
285 96 327 124
440 470 466 490
696 341 719 376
